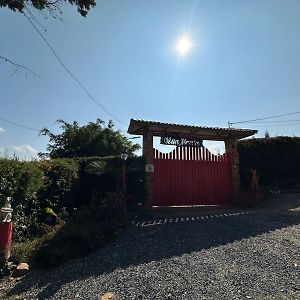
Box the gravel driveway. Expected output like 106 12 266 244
2 194 300 300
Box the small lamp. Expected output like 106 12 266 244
120 150 128 161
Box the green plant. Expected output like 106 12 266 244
0 155 145 253
238 136 300 189
39 119 140 158
0 158 22 204
38 159 79 211
33 194 125 268
11 222 63 264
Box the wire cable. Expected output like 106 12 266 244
24 4 48 33
238 119 300 124
243 122 300 128
0 55 39 77
23 12 127 127
229 111 300 126
0 118 40 132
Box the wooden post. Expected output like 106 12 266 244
225 138 240 204
143 130 154 208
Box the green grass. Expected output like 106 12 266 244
11 203 125 268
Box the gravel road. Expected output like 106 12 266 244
2 194 300 300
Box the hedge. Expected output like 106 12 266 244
238 136 300 188
0 156 146 243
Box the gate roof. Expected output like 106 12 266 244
128 119 257 141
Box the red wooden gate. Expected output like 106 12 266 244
153 146 232 206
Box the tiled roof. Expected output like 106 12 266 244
128 119 257 140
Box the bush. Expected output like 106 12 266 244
38 159 79 211
0 159 45 242
238 136 300 188
0 155 146 264
0 159 44 208
11 223 63 264
33 193 125 268
0 158 22 205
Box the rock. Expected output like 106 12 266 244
12 262 29 278
100 292 115 300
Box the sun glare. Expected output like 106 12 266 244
176 35 193 56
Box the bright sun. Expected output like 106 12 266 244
176 35 193 56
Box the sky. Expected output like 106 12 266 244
1 0 300 159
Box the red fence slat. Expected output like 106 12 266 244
153 146 232 206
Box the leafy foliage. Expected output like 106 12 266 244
33 193 125 268
39 119 140 159
0 0 96 17
238 136 300 188
0 159 45 242
38 159 79 211
0 159 44 208
0 158 22 202
0 156 146 247
11 222 63 265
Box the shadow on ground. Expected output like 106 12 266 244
7 194 300 299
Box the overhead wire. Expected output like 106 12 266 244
242 119 300 124
22 12 127 128
0 118 40 132
0 55 39 77
24 4 48 33
229 111 300 126
241 121 300 129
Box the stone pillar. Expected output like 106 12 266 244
143 130 154 208
225 138 240 204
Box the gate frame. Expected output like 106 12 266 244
128 119 257 208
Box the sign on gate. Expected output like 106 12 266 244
160 136 203 147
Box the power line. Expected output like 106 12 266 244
243 122 300 128
23 12 127 127
229 111 300 126
0 55 39 77
24 4 48 33
243 119 300 124
0 118 40 132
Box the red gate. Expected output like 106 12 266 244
153 146 232 206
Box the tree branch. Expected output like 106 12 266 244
0 55 40 77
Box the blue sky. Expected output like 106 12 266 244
1 0 300 159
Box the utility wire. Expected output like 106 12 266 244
24 4 48 33
242 119 300 124
0 118 40 132
244 121 300 127
229 111 300 126
0 55 39 77
23 12 127 127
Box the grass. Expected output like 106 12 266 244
11 223 63 266
10 203 126 268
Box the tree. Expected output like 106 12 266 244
39 119 141 158
0 0 96 17
1 0 97 74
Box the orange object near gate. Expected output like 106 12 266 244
0 222 12 252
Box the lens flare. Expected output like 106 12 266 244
176 35 193 56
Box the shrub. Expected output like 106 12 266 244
11 223 63 264
0 158 22 205
0 159 45 242
33 192 125 268
38 159 79 212
0 155 146 260
14 162 44 214
238 136 300 188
